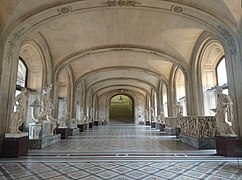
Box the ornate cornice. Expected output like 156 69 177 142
102 0 141 7
7 27 25 63
217 25 237 55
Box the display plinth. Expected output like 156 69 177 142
28 121 61 149
164 127 176 135
151 122 156 128
159 123 165 132
175 127 181 138
68 128 79 136
94 121 99 126
83 123 88 130
215 136 241 157
77 123 84 132
29 134 61 149
89 122 93 128
56 126 68 139
180 134 215 149
3 133 28 157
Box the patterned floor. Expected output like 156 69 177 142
0 124 242 180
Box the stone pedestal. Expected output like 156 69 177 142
83 123 88 130
226 138 242 157
165 128 176 135
3 133 29 157
28 121 61 149
215 136 241 157
77 124 84 132
151 122 156 128
29 123 42 139
94 121 99 126
68 128 79 136
145 121 150 126
89 122 93 128
175 127 181 138
56 126 68 139
29 134 61 149
180 134 215 149
159 123 165 132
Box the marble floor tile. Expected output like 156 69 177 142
0 124 242 179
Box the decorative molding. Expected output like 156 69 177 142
58 7 72 14
7 27 25 63
217 26 237 55
171 5 184 13
102 0 141 7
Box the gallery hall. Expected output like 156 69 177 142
0 0 242 179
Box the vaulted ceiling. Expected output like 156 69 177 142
0 0 241 96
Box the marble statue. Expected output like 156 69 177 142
145 110 149 121
214 87 236 136
30 97 40 124
59 103 70 127
160 105 165 124
9 88 28 133
80 107 87 123
46 100 58 134
176 102 183 127
38 84 52 122
150 107 155 122
176 102 183 117
90 108 94 122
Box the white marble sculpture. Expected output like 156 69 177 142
214 87 236 136
37 84 52 122
9 88 28 133
90 108 94 122
79 107 87 123
59 103 70 127
176 102 183 127
160 105 165 124
150 107 155 122
30 97 40 124
145 110 149 121
46 100 58 134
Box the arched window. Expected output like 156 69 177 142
16 57 27 91
162 83 168 117
175 68 187 115
15 57 28 112
216 57 228 94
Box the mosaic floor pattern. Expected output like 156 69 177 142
1 124 242 179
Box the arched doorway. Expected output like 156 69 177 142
109 95 134 124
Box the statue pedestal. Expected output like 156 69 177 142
180 134 215 149
89 122 93 128
68 128 79 136
159 123 165 132
83 123 88 130
29 123 42 139
164 127 176 135
215 136 242 157
29 121 61 149
77 123 84 132
151 122 156 128
56 126 68 139
3 133 28 157
145 121 150 126
94 121 99 126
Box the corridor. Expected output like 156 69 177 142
0 124 242 179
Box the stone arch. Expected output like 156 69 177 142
19 41 45 90
105 90 140 124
